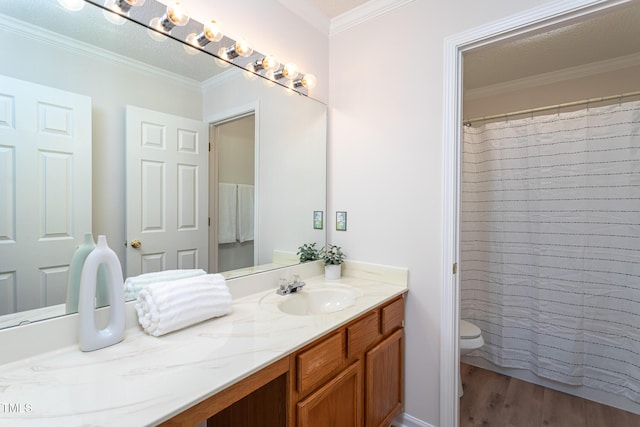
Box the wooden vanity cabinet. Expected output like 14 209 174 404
161 294 405 427
365 328 404 427
290 294 405 427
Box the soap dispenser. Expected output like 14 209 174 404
78 235 125 351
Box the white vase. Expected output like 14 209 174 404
78 235 125 352
325 264 342 280
66 233 95 314
66 233 109 314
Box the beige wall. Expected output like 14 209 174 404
328 1 565 425
144 0 639 425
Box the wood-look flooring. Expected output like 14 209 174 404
460 363 640 427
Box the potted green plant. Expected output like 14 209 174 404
321 244 346 279
297 243 321 263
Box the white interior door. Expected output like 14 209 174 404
125 105 209 277
0 75 92 314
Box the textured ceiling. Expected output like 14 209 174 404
0 0 234 83
464 2 640 90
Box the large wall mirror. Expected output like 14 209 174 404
0 0 327 330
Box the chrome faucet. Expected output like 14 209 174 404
276 275 306 295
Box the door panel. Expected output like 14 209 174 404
125 106 208 277
0 75 91 314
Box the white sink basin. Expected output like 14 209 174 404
262 283 360 316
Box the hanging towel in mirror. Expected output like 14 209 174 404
237 184 254 242
218 183 237 243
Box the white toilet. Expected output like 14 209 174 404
459 319 485 397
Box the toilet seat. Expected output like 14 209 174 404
460 319 481 339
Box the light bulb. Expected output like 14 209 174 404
187 20 223 49
58 0 85 11
281 63 299 80
203 20 223 43
235 38 253 57
103 2 126 25
261 55 279 71
219 38 253 60
217 46 230 61
251 55 279 73
147 18 168 42
151 2 189 33
114 0 145 12
300 74 317 89
166 2 189 27
103 0 126 25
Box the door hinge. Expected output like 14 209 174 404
452 263 458 275
209 142 211 152
208 217 211 226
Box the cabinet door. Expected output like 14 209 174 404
297 361 362 427
365 329 404 427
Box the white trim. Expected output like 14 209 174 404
330 0 415 37
393 411 436 427
441 1 632 426
465 51 640 100
201 68 244 92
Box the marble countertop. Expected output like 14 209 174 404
0 268 407 427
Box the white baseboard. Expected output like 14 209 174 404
392 412 436 427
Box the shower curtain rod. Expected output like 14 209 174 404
463 89 640 126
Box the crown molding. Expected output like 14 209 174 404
464 51 640 100
330 0 415 37
201 67 244 91
0 13 201 92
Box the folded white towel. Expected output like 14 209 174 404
124 269 206 300
135 274 232 336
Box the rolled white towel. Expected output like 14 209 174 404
135 274 232 337
124 269 206 300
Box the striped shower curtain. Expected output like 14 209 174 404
460 99 640 403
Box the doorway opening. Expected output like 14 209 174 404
442 1 638 425
209 113 257 275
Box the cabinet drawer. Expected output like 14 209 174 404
297 331 345 396
347 311 380 359
381 297 404 336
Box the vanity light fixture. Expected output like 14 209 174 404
186 20 223 48
245 54 279 80
292 74 317 90
251 55 280 72
273 63 299 80
58 0 85 11
111 0 145 12
149 1 189 33
103 0 145 25
217 38 253 60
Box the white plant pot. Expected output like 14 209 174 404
325 264 342 280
